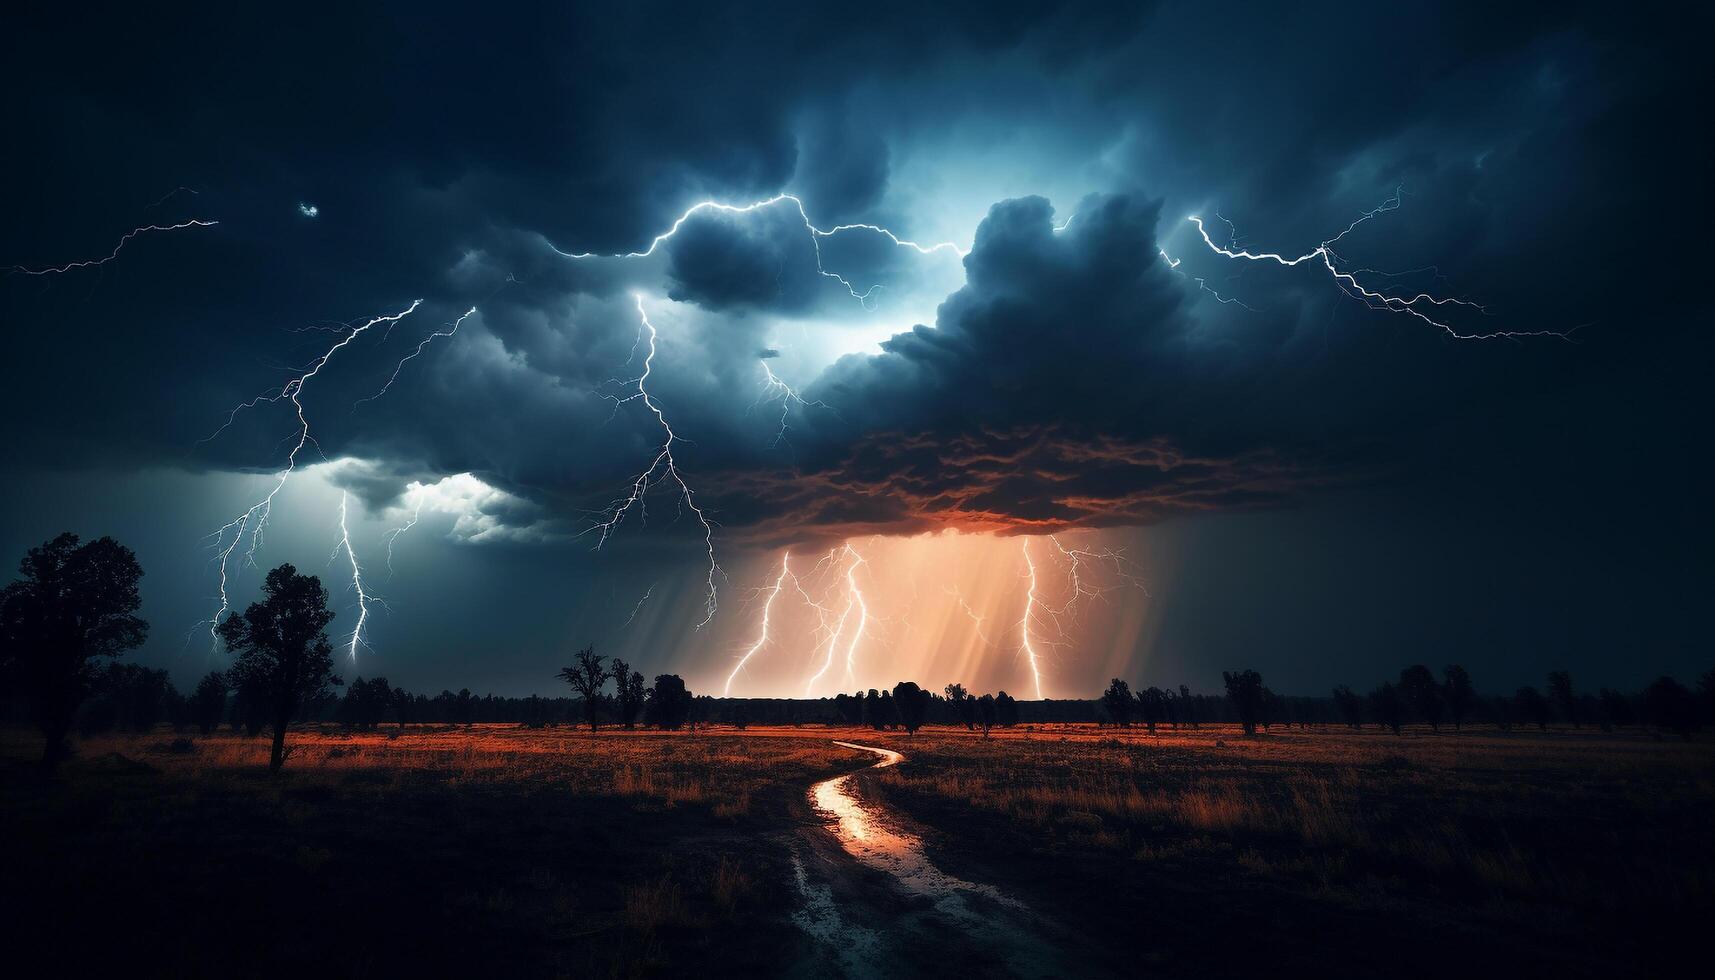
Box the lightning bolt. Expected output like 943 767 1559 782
380 483 426 576
946 586 997 648
355 306 477 408
1158 247 1258 311
750 359 840 448
333 491 376 660
803 543 869 696
586 294 720 628
1018 539 1047 700
11 219 218 275
620 582 656 629
1015 535 1146 700
1187 188 1571 340
726 551 796 694
200 300 423 652
555 193 965 310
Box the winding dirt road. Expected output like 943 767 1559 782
789 741 1076 979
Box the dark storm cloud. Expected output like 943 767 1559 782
1 0 1707 554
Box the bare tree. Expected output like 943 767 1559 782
557 646 608 731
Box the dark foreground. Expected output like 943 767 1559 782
2 725 1710 978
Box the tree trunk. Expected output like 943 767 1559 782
270 723 287 773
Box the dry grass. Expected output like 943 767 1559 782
865 725 1715 914
6 721 1709 977
0 724 867 978
17 724 855 819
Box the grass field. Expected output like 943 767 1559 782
3 723 1710 978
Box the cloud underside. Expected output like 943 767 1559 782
3 2 1693 551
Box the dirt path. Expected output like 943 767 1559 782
788 741 1078 979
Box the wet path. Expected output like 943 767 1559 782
790 741 1072 979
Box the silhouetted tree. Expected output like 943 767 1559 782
84 662 176 733
977 693 996 737
1369 682 1404 735
391 685 414 729
1399 665 1443 731
1136 686 1167 732
1491 694 1513 731
1547 670 1579 728
1179 685 1197 728
454 688 477 726
862 689 883 729
1642 676 1696 738
1698 669 1715 728
1596 688 1632 730
1513 686 1551 731
191 671 229 734
995 690 1019 727
0 533 148 773
517 694 549 728
1259 686 1282 731
878 689 898 729
1223 670 1264 735
1332 685 1364 729
1442 665 1475 731
730 700 750 730
611 657 645 730
644 674 693 730
230 675 268 735
944 683 974 730
218 564 340 773
557 646 608 731
1101 678 1134 727
833 692 863 726
893 682 930 733
339 676 392 731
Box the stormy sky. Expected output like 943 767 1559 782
2 2 1708 699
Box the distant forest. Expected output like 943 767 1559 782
3 660 1708 739
6 536 1709 745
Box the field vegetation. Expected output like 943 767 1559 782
4 721 1710 978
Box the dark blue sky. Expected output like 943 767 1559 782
2 2 1708 698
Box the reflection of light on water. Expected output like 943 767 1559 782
794 741 1065 979
814 743 902 846
810 741 1017 904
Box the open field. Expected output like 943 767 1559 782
3 723 1711 978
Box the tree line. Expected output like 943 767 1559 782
6 534 1712 777
1091 664 1712 739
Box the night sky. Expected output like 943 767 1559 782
2 3 1708 699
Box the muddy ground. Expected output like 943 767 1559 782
3 724 1709 978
